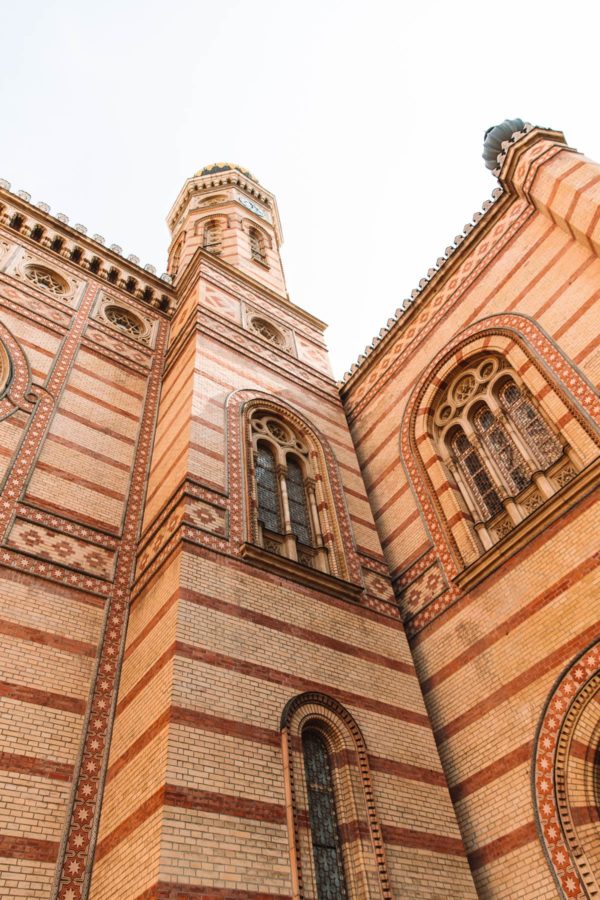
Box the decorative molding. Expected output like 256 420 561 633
533 640 600 899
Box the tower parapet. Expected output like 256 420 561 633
166 162 287 296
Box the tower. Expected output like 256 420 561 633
88 165 474 899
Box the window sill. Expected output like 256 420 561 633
454 457 599 593
251 256 270 269
239 541 363 602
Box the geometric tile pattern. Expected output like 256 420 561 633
397 561 447 619
362 568 395 602
7 518 115 580
185 497 227 536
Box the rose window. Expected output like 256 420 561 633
25 265 67 296
104 306 144 336
250 317 284 347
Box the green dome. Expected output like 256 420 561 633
196 162 258 183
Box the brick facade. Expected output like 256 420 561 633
0 125 597 899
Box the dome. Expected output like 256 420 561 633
482 119 526 171
196 162 259 183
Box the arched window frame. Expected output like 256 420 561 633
280 693 392 900
202 218 222 254
404 318 600 587
248 225 267 263
228 391 364 597
249 410 325 572
169 231 186 277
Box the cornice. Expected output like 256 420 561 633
0 179 175 311
340 186 511 396
167 170 283 245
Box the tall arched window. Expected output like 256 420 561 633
302 730 348 899
249 227 265 262
434 353 578 548
169 233 185 276
249 410 327 571
203 220 222 254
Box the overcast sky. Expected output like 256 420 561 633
2 0 599 377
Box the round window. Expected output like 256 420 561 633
25 265 68 296
104 305 145 336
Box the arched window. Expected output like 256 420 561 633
249 227 265 262
434 353 578 548
302 729 348 899
169 232 185 276
203 220 222 254
249 410 327 571
280 693 392 899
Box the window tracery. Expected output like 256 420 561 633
249 410 326 571
25 264 68 296
249 317 284 348
434 353 577 549
104 305 144 337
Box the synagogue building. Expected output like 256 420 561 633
0 120 597 900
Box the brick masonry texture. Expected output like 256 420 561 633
0 126 597 899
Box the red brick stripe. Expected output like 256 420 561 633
0 680 86 714
34 460 125 502
164 784 287 824
0 617 97 658
423 552 600 694
95 786 164 862
174 640 428 727
368 755 446 787
57 408 135 445
179 586 414 675
449 742 532 803
435 621 600 744
107 708 171 782
135 884 292 900
72 362 144 400
381 509 420 550
116 644 174 715
381 823 466 856
0 834 59 862
47 432 131 472
467 821 537 870
124 589 179 659
0 751 74 782
571 805 599 826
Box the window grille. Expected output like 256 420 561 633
250 317 284 347
25 265 67 296
474 404 531 494
499 380 563 469
104 305 144 336
302 730 348 900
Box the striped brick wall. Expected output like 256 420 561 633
341 129 600 897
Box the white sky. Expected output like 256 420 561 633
2 0 599 377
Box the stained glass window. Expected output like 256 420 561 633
450 428 503 519
286 458 312 545
256 444 282 534
474 404 531 493
500 381 562 468
302 730 348 900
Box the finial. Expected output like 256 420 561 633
483 118 527 172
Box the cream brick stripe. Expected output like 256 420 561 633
54 314 169 900
526 253 597 318
467 821 537 870
410 489 599 643
175 641 427 725
178 586 414 674
56 408 136 446
435 621 600 744
422 552 600 694
449 741 532 803
46 433 131 473
33 460 126 502
106 703 444 789
71 362 144 400
63 384 139 422
0 679 86 714
0 616 97 658
96 783 466 867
